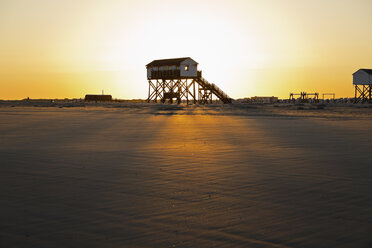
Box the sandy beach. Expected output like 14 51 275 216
0 103 371 247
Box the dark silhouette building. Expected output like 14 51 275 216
353 69 372 103
146 57 232 104
84 95 112 102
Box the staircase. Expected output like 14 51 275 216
197 76 233 104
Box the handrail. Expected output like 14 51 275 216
197 76 232 103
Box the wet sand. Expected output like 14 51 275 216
0 104 371 247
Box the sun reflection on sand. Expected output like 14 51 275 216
145 114 238 172
155 114 303 157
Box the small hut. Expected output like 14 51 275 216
353 69 372 85
84 95 112 102
353 69 372 103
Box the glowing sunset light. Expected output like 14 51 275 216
1 0 371 99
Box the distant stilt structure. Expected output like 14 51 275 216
146 57 232 104
289 92 306 102
306 93 319 102
289 92 319 103
354 85 372 103
322 93 335 100
353 69 372 103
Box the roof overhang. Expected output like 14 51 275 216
146 57 198 68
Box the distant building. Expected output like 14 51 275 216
353 69 372 85
251 96 278 103
353 69 372 103
84 95 112 102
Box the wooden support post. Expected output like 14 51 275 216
193 80 196 104
148 80 150 101
355 85 357 103
155 79 159 103
186 80 189 105
161 80 164 103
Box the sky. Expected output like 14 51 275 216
0 0 372 100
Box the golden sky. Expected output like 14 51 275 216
1 0 372 99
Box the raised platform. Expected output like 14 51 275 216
355 84 372 103
146 75 232 104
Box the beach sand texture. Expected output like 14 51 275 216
0 104 371 247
